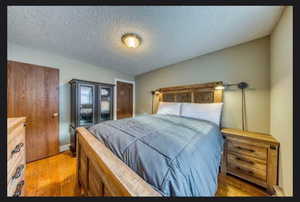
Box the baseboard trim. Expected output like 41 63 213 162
59 144 70 152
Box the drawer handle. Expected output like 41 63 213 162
11 143 24 157
235 157 254 165
12 164 24 180
235 146 255 153
236 166 254 176
13 180 24 197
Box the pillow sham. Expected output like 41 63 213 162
180 103 223 126
157 102 181 116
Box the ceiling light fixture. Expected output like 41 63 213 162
121 33 142 48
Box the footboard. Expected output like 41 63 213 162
76 127 161 197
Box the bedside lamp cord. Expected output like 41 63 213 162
241 88 246 131
152 95 154 114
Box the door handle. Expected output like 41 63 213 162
52 113 59 117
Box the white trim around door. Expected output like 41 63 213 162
114 79 135 120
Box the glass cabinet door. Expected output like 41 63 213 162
99 87 112 121
79 84 94 126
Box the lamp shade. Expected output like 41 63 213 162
215 85 225 90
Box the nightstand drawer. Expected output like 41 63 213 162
227 153 266 180
228 160 266 181
228 140 267 161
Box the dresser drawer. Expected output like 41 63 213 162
227 153 266 181
227 140 267 161
8 177 25 197
8 141 25 175
7 153 26 187
7 124 25 159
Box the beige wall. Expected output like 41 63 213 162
136 37 271 133
7 42 134 149
270 6 293 196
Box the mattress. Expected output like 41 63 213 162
88 114 223 196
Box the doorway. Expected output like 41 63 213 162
8 61 60 162
116 80 134 120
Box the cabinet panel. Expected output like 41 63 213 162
98 86 114 122
78 84 95 126
70 82 77 127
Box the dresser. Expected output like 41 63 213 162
221 128 279 193
7 117 26 197
69 79 114 155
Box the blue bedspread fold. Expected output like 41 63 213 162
89 114 223 196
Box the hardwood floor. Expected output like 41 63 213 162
216 175 269 197
24 151 269 197
24 151 79 196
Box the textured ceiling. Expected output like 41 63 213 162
8 6 284 76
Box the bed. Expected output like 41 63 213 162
76 81 224 197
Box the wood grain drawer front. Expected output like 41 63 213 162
7 125 25 162
228 162 266 182
227 153 266 181
8 163 25 186
13 180 25 197
7 143 25 176
7 152 25 185
7 175 25 197
7 121 25 143
228 158 267 182
228 140 267 161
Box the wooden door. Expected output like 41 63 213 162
116 81 133 119
8 61 59 162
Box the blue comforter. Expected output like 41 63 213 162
88 114 223 196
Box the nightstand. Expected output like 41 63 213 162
220 128 279 193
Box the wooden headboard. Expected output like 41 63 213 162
155 81 223 103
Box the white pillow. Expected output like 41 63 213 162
180 103 223 126
157 102 181 116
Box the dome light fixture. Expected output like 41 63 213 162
121 33 142 48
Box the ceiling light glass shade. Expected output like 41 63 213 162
121 33 141 48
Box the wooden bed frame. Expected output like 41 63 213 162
76 81 224 196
